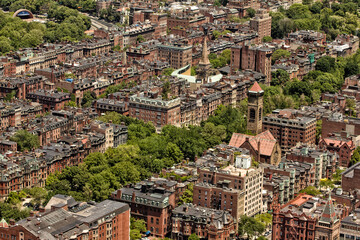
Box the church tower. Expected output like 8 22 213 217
196 37 212 84
247 82 264 135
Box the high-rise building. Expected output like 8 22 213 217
198 164 263 217
231 45 272 84
250 9 272 44
247 82 264 135
263 110 317 151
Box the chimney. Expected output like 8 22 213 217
39 207 45 213
132 191 136 201
30 211 34 217
9 219 15 226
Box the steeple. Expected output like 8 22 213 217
319 193 338 224
199 37 210 66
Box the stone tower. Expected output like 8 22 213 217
316 194 341 240
196 37 212 84
247 82 264 135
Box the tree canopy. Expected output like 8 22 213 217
0 0 92 54
10 130 40 151
270 1 360 40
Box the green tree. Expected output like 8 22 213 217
350 147 360 166
272 49 291 64
179 183 193 205
238 215 265 239
162 67 174 76
81 91 96 108
299 186 321 196
130 218 146 240
302 0 313 5
315 56 336 72
188 233 200 240
344 61 359 78
316 120 322 143
136 34 145 43
247 8 256 18
191 65 197 76
162 81 171 100
255 213 272 228
201 122 226 147
10 130 40 151
271 69 290 86
4 90 16 101
319 178 334 191
203 105 247 142
287 3 312 19
262 36 273 43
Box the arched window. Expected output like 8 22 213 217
249 109 255 122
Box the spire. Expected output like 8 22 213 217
199 37 210 65
319 193 337 224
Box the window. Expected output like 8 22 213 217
249 109 256 121
259 108 262 119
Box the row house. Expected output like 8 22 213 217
0 101 42 131
286 144 338 185
111 181 177 239
167 14 207 31
0 122 128 199
0 196 130 240
172 204 237 240
26 90 71 111
0 75 48 100
272 194 347 240
129 92 181 129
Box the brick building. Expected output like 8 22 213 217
272 194 343 240
286 144 338 186
231 45 272 85
167 14 207 31
340 208 360 240
111 181 176 238
158 43 192 69
247 82 264 135
250 9 272 44
263 110 317 150
171 204 237 240
262 163 296 205
0 195 130 240
26 90 70 111
193 182 245 220
0 75 47 100
198 164 263 217
319 137 355 167
229 131 281 166
342 162 360 192
129 92 181 128
322 113 360 138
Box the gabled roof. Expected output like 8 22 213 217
249 82 263 93
320 138 354 149
229 130 277 156
0 219 8 228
